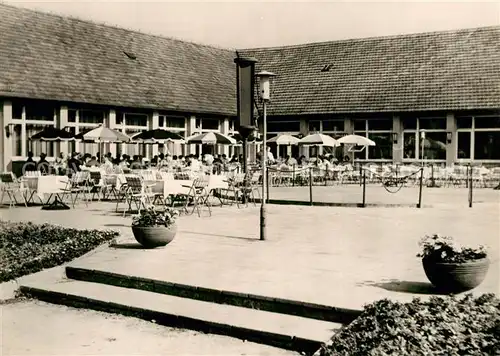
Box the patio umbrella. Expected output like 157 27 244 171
30 127 75 141
267 134 300 145
186 132 236 145
74 126 131 143
131 129 184 143
337 134 376 146
298 133 338 147
74 126 131 162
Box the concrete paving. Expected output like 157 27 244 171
267 185 498 207
1 196 498 311
2 300 298 356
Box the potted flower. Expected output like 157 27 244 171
417 234 489 293
131 207 179 248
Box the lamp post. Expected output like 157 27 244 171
256 70 276 241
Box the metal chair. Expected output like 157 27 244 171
0 172 28 208
181 177 211 217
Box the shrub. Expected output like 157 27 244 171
320 294 500 356
417 234 487 263
0 220 118 282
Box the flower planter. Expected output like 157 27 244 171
422 257 490 293
131 224 177 249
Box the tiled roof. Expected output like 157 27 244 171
1 4 499 118
240 26 500 116
0 4 237 116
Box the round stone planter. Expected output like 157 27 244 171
131 224 177 249
422 257 490 293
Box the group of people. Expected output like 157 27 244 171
22 151 247 176
22 148 354 177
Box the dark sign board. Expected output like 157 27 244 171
234 56 258 132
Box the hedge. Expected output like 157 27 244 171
0 220 118 282
320 293 500 356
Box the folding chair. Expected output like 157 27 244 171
119 175 155 216
89 171 104 201
0 172 28 208
101 175 119 201
181 177 211 217
61 171 91 208
21 176 43 205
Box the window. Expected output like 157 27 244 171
419 132 446 160
402 117 417 130
474 116 500 129
124 113 148 127
308 120 321 132
201 118 219 130
26 124 55 157
368 119 392 131
352 119 392 159
456 115 500 161
116 112 123 125
25 102 55 121
403 133 417 159
353 119 367 131
12 104 23 120
474 132 500 160
322 120 344 132
11 124 22 156
67 127 76 153
165 116 185 128
402 116 446 161
80 110 105 124
456 116 473 129
68 109 77 123
419 118 446 130
457 132 471 159
368 133 393 159
267 121 300 132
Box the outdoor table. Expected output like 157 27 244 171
24 175 70 210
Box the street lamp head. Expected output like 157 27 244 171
256 71 276 101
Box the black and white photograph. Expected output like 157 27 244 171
0 0 499 355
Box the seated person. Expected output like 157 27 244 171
23 151 37 173
86 156 100 167
36 153 50 175
67 153 81 173
285 155 298 166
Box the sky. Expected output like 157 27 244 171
3 0 500 48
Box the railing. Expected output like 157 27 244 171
263 165 425 208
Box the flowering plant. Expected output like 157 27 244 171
131 207 178 228
417 234 487 263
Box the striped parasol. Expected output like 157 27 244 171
186 132 236 145
30 127 76 141
131 129 184 143
74 126 131 143
298 133 338 147
267 134 300 145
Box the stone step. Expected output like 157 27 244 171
66 266 360 324
20 278 342 355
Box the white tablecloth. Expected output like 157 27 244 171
23 176 69 200
154 175 229 196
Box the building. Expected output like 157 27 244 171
1 3 499 172
240 26 500 165
0 3 239 172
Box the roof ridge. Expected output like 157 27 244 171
240 25 500 51
0 2 236 52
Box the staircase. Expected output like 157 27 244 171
20 266 360 355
